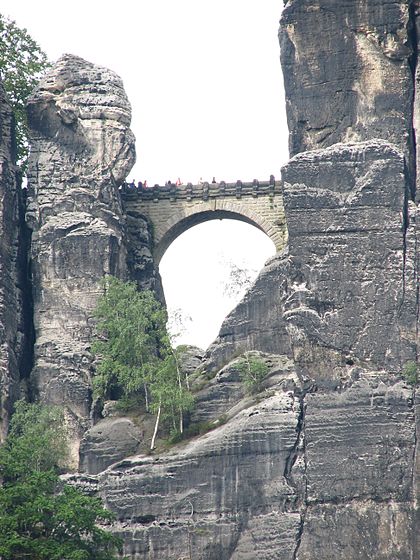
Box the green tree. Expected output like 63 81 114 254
0 15 50 171
149 350 194 449
0 401 123 560
92 276 169 403
92 276 194 448
234 353 269 394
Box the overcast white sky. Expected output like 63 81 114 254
2 1 289 348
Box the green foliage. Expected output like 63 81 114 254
149 351 194 424
92 276 169 401
92 276 194 445
402 361 419 386
234 354 269 394
0 401 67 480
0 401 123 560
0 15 50 171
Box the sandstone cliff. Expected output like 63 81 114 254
1 1 417 558
0 80 28 442
25 54 135 462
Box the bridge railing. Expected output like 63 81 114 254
120 176 280 202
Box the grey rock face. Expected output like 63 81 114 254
124 208 164 298
191 353 296 425
79 417 144 475
73 365 417 560
205 253 292 372
298 373 416 560
0 81 27 441
196 140 418 557
280 0 415 178
207 141 415 379
25 54 135 463
282 140 416 378
96 364 305 560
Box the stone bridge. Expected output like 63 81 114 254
121 177 287 262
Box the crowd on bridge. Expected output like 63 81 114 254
120 175 276 192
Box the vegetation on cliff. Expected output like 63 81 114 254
233 353 269 394
0 401 123 560
92 276 194 449
402 361 419 386
0 14 50 171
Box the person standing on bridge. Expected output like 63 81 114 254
176 177 182 186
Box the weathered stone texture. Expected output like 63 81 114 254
282 140 416 377
304 373 415 504
204 253 292 372
25 54 135 461
197 140 418 557
280 0 414 176
298 502 414 560
96 366 305 560
295 373 416 559
0 81 26 441
207 140 415 378
79 417 144 475
124 209 164 297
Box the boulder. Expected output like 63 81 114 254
79 417 144 475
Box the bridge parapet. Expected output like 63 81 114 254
121 176 279 202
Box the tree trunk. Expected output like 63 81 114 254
179 409 183 434
173 349 184 433
150 402 161 450
144 382 149 412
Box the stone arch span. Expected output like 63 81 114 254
156 207 275 263
121 179 287 264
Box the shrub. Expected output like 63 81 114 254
233 353 269 394
402 361 419 386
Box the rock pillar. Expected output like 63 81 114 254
25 54 135 463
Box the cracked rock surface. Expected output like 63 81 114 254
280 0 415 178
95 361 306 560
16 3 420 558
0 80 26 441
25 54 135 464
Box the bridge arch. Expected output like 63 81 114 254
156 206 277 263
121 179 287 264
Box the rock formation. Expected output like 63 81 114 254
0 79 30 442
77 2 418 558
206 140 416 377
0 0 416 558
280 0 415 180
25 54 135 462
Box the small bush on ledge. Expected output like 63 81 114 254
402 361 419 386
233 353 269 394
